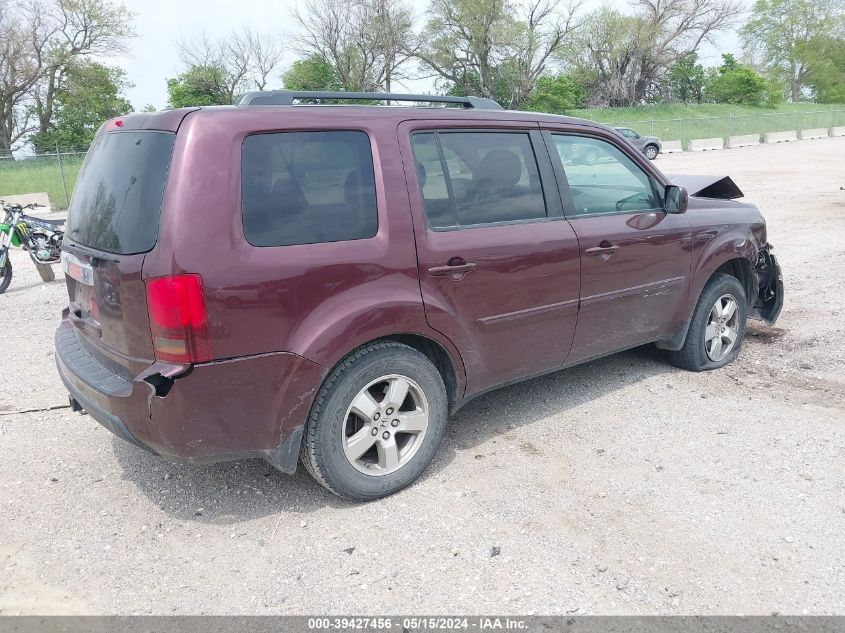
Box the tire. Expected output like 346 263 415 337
583 148 599 166
644 144 659 160
35 262 55 282
670 273 747 371
300 341 448 501
0 256 11 294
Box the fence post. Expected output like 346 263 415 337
56 142 69 210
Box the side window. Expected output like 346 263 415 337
241 131 377 247
552 135 660 217
411 131 547 229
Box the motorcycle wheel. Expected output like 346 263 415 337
35 261 56 283
0 256 11 294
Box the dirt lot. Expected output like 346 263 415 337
1 137 843 616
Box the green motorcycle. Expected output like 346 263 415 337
1 201 63 294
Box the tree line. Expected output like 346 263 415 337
1 0 843 156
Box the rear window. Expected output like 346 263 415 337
241 131 378 247
67 131 175 254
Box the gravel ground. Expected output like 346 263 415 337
1 137 843 616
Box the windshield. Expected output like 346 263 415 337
67 131 175 254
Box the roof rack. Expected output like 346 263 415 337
238 90 503 110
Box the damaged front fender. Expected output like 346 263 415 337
751 245 784 325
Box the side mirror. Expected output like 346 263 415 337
664 184 688 214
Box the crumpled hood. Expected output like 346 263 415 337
667 174 744 200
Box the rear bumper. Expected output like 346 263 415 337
55 319 323 472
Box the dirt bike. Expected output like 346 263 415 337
0 200 64 294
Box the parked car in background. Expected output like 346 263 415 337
55 91 782 501
614 127 662 160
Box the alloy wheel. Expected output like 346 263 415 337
705 294 740 361
342 374 429 476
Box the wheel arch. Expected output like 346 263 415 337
381 333 461 409
658 237 758 351
713 257 756 306
306 329 467 412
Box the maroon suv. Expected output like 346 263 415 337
56 91 783 500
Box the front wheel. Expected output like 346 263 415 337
0 254 11 294
670 273 747 371
299 341 448 501
644 144 659 160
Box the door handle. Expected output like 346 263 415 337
427 259 477 279
585 243 620 256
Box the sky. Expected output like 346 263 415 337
115 0 742 111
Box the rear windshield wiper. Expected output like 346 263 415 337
61 240 121 263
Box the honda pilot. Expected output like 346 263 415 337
56 91 783 500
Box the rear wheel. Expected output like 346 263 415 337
300 341 448 501
0 255 11 294
670 273 747 371
644 144 659 160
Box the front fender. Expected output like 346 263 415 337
0 224 21 247
686 224 761 315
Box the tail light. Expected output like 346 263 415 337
145 274 212 364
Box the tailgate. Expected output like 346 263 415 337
62 247 153 379
61 129 176 379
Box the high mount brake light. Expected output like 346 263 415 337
145 274 212 364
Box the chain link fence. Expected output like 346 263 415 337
0 148 87 211
608 110 845 146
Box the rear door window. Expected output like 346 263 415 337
241 131 378 247
410 131 547 229
67 131 175 254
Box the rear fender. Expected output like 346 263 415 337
287 290 467 399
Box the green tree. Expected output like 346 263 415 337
166 65 232 108
741 0 844 101
522 74 585 112
293 0 416 93
417 0 579 109
797 34 845 102
282 56 342 92
30 61 132 152
706 54 770 105
561 0 742 107
668 53 706 102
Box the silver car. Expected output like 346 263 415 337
613 127 662 160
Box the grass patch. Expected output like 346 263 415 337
567 103 845 144
0 153 85 211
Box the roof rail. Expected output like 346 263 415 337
237 90 503 110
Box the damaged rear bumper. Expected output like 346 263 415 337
751 246 784 325
54 319 323 473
